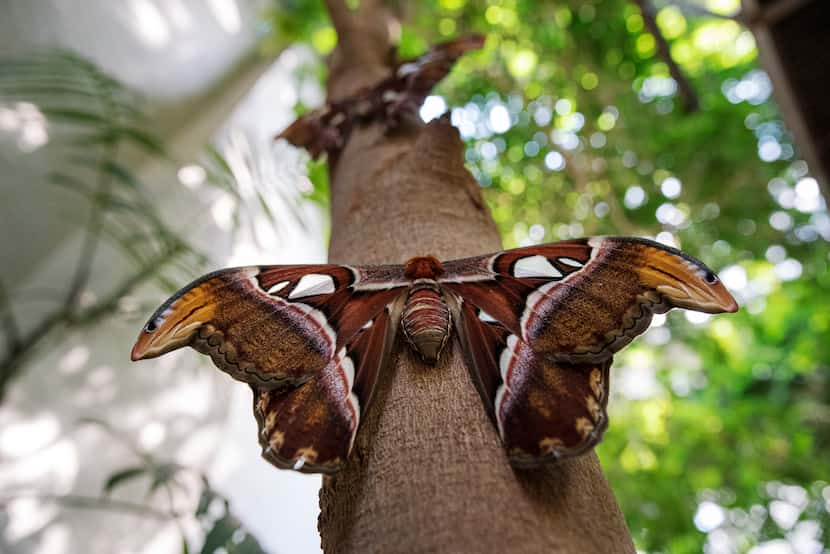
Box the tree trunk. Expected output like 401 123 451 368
318 2 635 552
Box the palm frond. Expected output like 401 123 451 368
0 49 206 395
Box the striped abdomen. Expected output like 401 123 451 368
401 280 451 363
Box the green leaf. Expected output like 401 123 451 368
305 159 330 208
39 107 108 125
76 416 114 431
47 172 92 195
204 144 233 176
0 84 102 101
68 131 119 148
195 488 217 518
255 193 277 223
65 153 103 169
101 160 143 191
97 193 139 212
226 533 268 554
148 462 184 494
115 126 166 156
103 466 147 494
200 515 238 554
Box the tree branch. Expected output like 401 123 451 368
74 243 187 324
741 0 814 26
0 244 187 398
636 0 700 113
324 0 396 101
669 0 744 23
316 3 635 552
0 492 180 520
0 308 69 397
324 0 354 38
0 280 21 355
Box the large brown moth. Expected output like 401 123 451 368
131 237 737 473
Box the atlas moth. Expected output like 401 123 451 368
131 236 737 473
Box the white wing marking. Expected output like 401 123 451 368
513 255 563 279
289 274 336 299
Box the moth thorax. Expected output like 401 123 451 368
401 280 451 364
404 255 444 280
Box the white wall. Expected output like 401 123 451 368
0 0 265 99
1 3 328 552
0 0 265 286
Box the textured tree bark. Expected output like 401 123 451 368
318 2 635 552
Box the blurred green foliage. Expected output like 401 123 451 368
267 0 829 551
79 419 267 554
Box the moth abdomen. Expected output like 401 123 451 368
401 280 451 364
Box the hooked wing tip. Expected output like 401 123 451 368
721 293 740 314
709 278 740 314
130 336 150 361
632 242 741 315
687 282 740 315
130 323 168 361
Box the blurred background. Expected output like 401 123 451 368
0 0 828 553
